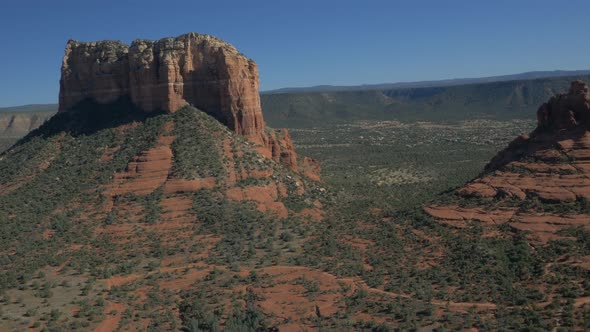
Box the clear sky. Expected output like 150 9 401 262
1 0 589 106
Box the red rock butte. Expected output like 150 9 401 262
426 80 590 243
59 32 317 175
59 32 263 139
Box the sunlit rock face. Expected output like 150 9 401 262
58 32 319 176
59 32 265 141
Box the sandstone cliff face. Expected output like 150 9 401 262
59 33 318 178
59 33 264 140
126 34 264 139
263 129 299 171
59 40 130 109
426 81 590 243
536 80 590 131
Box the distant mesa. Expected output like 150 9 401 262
59 32 318 176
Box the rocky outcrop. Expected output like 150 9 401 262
263 129 299 171
299 156 321 182
536 80 590 131
426 81 590 243
59 32 316 177
487 81 590 172
59 33 264 140
59 40 130 111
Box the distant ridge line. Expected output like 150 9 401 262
4 70 590 109
262 70 590 95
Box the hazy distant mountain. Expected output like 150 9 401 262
263 70 590 94
0 107 56 151
262 74 590 127
0 104 58 113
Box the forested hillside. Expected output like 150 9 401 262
262 75 590 127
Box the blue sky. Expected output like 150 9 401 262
0 0 588 106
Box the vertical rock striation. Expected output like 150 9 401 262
59 40 130 110
58 32 319 177
125 34 265 139
59 33 264 140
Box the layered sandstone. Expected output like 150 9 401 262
59 33 264 140
59 32 319 177
426 81 590 243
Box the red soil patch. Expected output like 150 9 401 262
223 139 239 185
42 229 55 240
571 256 590 271
95 302 125 332
248 169 274 179
249 265 499 330
253 266 353 329
160 256 188 268
159 196 194 224
102 274 141 290
104 122 175 198
159 267 213 291
163 177 216 194
300 156 322 182
55 257 72 273
100 146 120 162
277 183 288 197
255 146 273 159
106 142 174 196
295 207 324 221
510 213 590 243
226 183 288 219
162 121 175 133
425 206 515 225
575 297 590 307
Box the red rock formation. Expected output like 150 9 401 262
58 32 317 177
59 33 264 141
59 40 130 109
487 81 590 172
126 34 265 140
536 80 590 131
300 157 321 182
264 129 299 171
425 81 590 243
